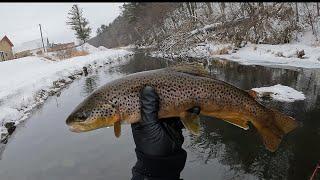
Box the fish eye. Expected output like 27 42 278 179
75 112 89 121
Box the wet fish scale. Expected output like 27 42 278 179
66 64 300 152
92 69 266 128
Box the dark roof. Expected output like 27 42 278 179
0 36 14 47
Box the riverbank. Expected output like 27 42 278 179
0 45 133 140
150 31 320 69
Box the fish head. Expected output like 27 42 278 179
66 94 120 133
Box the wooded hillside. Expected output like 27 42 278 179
89 3 320 53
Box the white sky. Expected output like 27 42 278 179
0 3 123 46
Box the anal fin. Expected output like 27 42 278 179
114 121 121 138
180 111 201 135
222 117 250 130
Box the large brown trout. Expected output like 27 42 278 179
66 63 300 152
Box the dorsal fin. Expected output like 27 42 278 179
168 63 210 77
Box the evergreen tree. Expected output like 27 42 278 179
101 24 107 32
66 4 92 43
96 27 102 35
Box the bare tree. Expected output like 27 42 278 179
295 3 299 22
205 2 213 17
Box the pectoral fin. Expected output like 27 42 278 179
114 121 121 138
180 111 201 135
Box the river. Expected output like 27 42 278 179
0 52 319 180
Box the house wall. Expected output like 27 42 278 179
0 40 14 61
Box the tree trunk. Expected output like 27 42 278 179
220 2 226 21
205 2 213 15
317 2 320 16
305 3 317 39
295 3 299 22
134 26 142 39
170 13 178 29
190 3 196 21
185 3 192 18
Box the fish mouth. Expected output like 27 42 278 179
68 123 91 133
66 115 120 133
67 121 105 133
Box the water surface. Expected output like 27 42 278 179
0 53 319 180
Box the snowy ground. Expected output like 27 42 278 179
0 44 133 138
251 84 306 102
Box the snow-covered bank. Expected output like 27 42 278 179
151 41 320 69
251 84 306 102
0 45 133 138
150 31 320 69
218 42 320 69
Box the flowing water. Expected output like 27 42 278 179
0 52 319 180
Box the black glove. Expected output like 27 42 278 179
131 86 200 180
131 86 200 156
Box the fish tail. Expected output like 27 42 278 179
254 109 300 152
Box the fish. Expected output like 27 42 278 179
65 63 300 152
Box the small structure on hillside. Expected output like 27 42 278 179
0 36 14 61
13 38 49 58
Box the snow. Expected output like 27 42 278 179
138 44 156 49
217 42 320 69
98 46 108 51
118 44 137 50
151 40 320 69
77 43 100 53
251 84 306 102
190 23 221 35
0 46 133 137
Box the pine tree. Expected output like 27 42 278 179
96 27 102 35
66 4 92 43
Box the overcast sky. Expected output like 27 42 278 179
0 3 123 46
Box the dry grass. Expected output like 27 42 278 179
70 50 88 57
55 49 89 60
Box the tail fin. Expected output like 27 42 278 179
254 109 300 152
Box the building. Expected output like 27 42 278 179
0 36 14 61
13 38 46 55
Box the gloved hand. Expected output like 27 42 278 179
131 86 201 157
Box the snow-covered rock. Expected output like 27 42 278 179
251 84 306 102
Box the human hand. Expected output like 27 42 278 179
131 86 200 157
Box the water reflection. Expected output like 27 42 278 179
80 75 100 97
181 58 320 180
0 54 319 180
185 116 294 180
118 52 172 74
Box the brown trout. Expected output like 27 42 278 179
66 63 300 152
